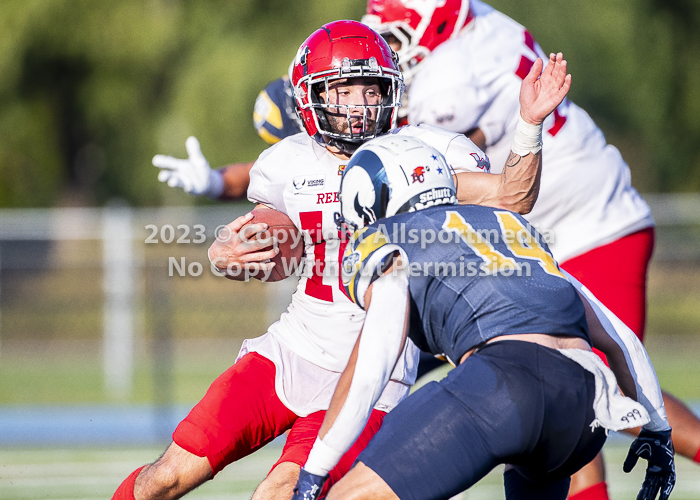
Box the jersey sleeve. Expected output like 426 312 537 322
341 226 407 309
247 147 288 213
395 125 490 174
408 30 524 150
409 82 485 135
443 134 491 174
476 83 520 148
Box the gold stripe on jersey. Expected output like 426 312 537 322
342 227 392 307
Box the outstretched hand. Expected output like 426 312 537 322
153 136 223 197
623 428 676 500
519 52 571 126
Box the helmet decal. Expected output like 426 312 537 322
411 166 426 183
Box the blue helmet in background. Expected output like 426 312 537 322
253 74 304 144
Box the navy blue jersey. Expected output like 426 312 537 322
341 204 590 364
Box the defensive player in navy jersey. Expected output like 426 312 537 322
292 135 675 500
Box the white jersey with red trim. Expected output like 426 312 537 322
408 0 653 262
246 126 487 415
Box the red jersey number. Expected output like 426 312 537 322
299 211 333 302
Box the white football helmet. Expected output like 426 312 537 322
335 134 457 234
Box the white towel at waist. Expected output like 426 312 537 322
558 348 650 433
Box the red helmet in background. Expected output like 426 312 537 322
291 20 404 154
362 0 472 85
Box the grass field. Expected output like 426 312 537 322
1 442 699 500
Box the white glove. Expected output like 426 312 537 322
153 136 225 198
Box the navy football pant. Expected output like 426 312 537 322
358 340 606 500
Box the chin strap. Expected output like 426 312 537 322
319 135 362 155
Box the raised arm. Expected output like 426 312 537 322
455 52 571 214
153 136 253 200
292 265 410 500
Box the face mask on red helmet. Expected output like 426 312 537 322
291 20 404 154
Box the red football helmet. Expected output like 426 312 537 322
291 20 404 154
362 0 472 84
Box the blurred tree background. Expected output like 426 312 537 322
1 0 699 208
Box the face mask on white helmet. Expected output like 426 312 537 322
334 134 457 236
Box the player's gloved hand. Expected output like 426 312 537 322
152 136 224 198
291 468 327 500
623 428 675 500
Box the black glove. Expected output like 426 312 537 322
623 428 676 500
291 467 328 500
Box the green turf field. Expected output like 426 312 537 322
1 443 699 500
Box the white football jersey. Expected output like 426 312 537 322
246 127 487 415
408 0 653 262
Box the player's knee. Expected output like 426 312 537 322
134 444 211 500
133 462 181 499
252 462 300 500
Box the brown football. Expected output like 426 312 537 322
242 208 304 282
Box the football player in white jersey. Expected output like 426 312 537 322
362 1 700 499
116 19 571 500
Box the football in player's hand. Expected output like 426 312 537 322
245 208 304 281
